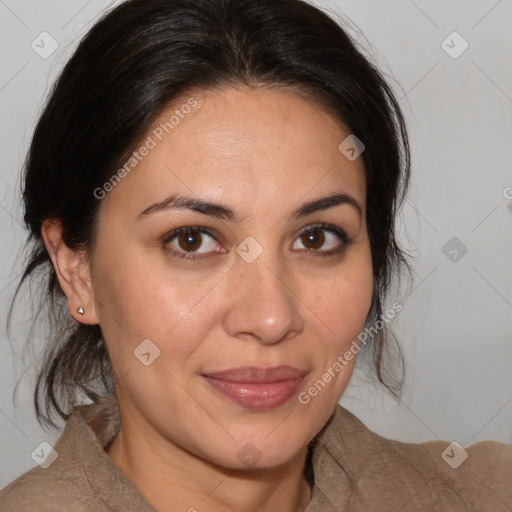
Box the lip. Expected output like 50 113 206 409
201 366 308 411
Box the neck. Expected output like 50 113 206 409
107 412 313 512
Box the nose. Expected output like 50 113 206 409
222 251 304 345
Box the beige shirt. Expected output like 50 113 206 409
1 395 511 511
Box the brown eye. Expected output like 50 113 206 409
163 226 225 261
300 229 325 250
291 224 349 256
177 230 203 252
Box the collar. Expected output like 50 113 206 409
57 394 477 511
57 395 355 511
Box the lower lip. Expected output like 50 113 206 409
201 375 305 411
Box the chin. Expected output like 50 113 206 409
200 429 309 472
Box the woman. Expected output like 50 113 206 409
1 0 510 510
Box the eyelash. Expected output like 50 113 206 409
162 223 351 262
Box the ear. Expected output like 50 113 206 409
41 219 99 325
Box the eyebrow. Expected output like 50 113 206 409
137 191 363 221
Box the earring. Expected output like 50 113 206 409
76 306 85 315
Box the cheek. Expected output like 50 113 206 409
296 258 373 413
92 225 372 372
310 252 373 340
91 246 223 364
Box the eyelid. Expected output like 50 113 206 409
292 223 350 257
162 226 224 259
296 223 350 245
161 223 351 261
161 226 220 245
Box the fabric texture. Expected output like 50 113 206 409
1 395 511 511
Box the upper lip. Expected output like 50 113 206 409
202 365 309 383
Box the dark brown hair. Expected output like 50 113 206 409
11 0 412 428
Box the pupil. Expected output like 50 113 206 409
304 229 324 250
179 231 201 252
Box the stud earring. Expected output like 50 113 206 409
76 306 85 315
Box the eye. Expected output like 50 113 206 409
291 223 350 256
162 227 225 261
162 223 350 262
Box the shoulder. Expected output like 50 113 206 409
315 404 512 509
0 405 112 512
327 404 512 470
0 463 98 512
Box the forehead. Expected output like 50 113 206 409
100 86 366 218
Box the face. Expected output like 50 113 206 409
87 86 373 469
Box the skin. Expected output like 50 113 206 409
42 86 373 512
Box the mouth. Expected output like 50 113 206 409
201 366 309 411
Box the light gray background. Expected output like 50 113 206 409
1 0 511 487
